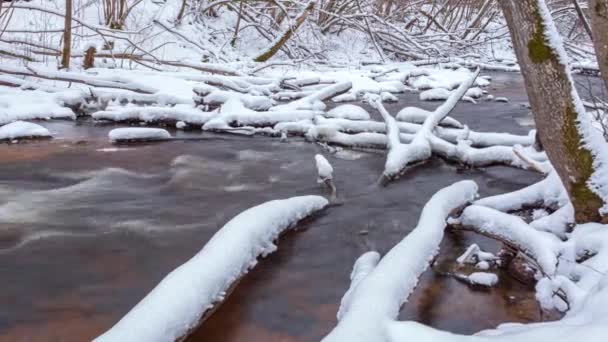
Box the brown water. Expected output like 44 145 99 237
0 72 573 342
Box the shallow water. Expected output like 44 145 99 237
0 72 569 342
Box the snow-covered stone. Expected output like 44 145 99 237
108 127 171 143
315 154 333 182
0 121 51 141
326 104 371 120
420 88 451 101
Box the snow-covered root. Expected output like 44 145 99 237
322 180 478 342
95 196 328 342
375 69 481 181
457 205 562 276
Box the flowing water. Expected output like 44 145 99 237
0 72 585 341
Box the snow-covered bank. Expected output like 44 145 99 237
95 196 328 342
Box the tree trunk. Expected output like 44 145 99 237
254 1 315 62
589 0 608 90
61 0 72 69
176 0 188 23
498 0 607 223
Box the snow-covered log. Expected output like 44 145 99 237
272 81 352 111
377 69 480 181
459 205 561 275
475 172 567 212
93 106 215 126
95 196 328 342
0 65 157 94
322 181 478 342
314 116 534 148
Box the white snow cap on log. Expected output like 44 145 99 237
315 154 333 182
108 127 171 142
95 195 328 342
0 121 51 140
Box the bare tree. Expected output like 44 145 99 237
589 0 608 90
61 0 72 69
499 0 607 223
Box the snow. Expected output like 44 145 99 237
95 196 328 342
325 104 371 120
108 128 171 143
315 154 333 182
468 272 499 286
0 121 51 141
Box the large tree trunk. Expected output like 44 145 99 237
61 0 72 69
589 0 608 90
498 0 607 223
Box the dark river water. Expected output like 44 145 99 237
0 72 588 342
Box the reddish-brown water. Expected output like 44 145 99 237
0 72 571 342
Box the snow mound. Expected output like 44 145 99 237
326 105 371 120
420 88 451 101
0 121 51 141
108 128 171 143
95 195 328 342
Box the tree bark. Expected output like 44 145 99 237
589 0 608 90
61 0 72 69
498 0 607 223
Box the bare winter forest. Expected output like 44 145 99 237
1 0 608 341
